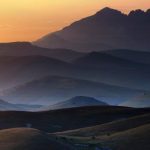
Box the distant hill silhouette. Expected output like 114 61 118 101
0 42 84 62
43 96 108 110
104 49 150 64
0 99 42 111
35 7 150 52
120 93 150 108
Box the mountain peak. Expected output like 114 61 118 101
146 9 150 14
129 9 145 17
96 7 123 16
70 96 97 101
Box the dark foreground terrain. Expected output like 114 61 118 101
0 106 150 150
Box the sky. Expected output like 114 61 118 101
0 0 150 42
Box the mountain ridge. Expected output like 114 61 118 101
34 7 150 52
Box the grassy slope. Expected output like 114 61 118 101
0 128 72 150
57 113 150 137
102 124 150 150
54 113 150 150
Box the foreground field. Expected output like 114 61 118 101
0 106 149 132
0 106 150 150
55 113 150 150
0 128 73 150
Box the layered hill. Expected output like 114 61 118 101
0 76 142 105
72 52 150 90
105 49 150 64
43 96 108 110
0 55 75 90
0 42 84 62
35 7 150 52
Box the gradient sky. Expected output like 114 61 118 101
0 0 149 42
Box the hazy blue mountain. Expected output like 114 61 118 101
120 93 150 108
35 7 150 52
43 96 108 110
104 49 150 64
72 52 150 90
0 99 42 111
0 76 142 105
0 49 150 93
0 55 75 90
73 51 147 68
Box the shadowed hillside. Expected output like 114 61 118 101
0 128 72 150
102 124 150 150
0 106 149 132
57 113 150 137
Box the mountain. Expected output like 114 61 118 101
0 99 42 111
43 96 108 110
0 128 72 150
104 49 150 64
120 93 150 108
0 76 142 105
0 42 84 62
34 7 150 52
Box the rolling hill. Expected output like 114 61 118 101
56 113 150 137
0 76 142 105
102 124 150 150
0 106 149 133
43 96 108 110
0 128 72 150
55 113 150 150
35 7 150 52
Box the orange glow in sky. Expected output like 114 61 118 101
0 0 149 42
